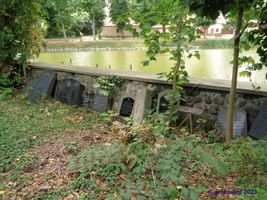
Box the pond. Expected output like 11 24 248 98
36 49 267 83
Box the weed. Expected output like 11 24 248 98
67 141 80 153
69 128 227 199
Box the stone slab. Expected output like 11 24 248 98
218 108 247 137
112 82 152 124
92 93 110 113
20 79 37 94
28 70 56 102
249 100 267 139
55 79 84 105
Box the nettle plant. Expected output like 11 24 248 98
94 75 124 96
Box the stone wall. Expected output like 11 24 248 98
181 87 267 128
29 68 266 128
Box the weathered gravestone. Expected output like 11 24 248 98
55 79 84 105
120 97 135 117
249 100 267 139
81 91 93 108
156 90 180 113
28 70 56 102
20 78 37 94
218 108 247 137
92 93 112 112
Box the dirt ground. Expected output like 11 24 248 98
4 129 117 199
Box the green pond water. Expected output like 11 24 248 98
36 49 267 83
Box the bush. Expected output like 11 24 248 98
0 72 23 99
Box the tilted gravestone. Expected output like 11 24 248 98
28 70 56 102
20 79 37 94
218 108 247 137
119 97 135 117
92 93 112 113
249 100 267 139
55 79 84 106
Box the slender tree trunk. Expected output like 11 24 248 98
0 62 3 73
162 24 166 33
121 29 125 38
92 15 96 41
61 21 67 40
22 65 27 78
226 6 244 142
203 27 207 38
171 22 182 110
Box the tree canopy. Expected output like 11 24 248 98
0 0 44 73
81 0 105 40
109 0 130 37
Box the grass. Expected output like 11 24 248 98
0 96 266 199
44 38 234 50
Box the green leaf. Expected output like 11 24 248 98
123 190 132 200
141 60 150 66
136 195 146 200
106 194 116 200
189 190 198 200
195 186 207 193
181 187 190 198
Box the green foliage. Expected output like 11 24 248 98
0 97 107 184
125 0 202 109
110 0 130 33
0 72 23 99
1 98 267 199
42 0 81 38
69 125 227 199
0 0 45 71
224 138 267 199
94 76 124 96
81 0 105 36
67 141 80 153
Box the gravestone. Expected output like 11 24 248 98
92 93 111 112
249 100 267 139
81 91 93 108
28 70 56 102
55 79 84 105
158 95 169 113
119 97 135 117
20 79 37 94
156 90 180 113
218 108 247 137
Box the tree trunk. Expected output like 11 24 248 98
226 6 244 142
92 15 96 41
171 22 182 110
203 27 207 38
162 24 166 33
0 62 3 73
121 29 125 38
61 21 67 40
